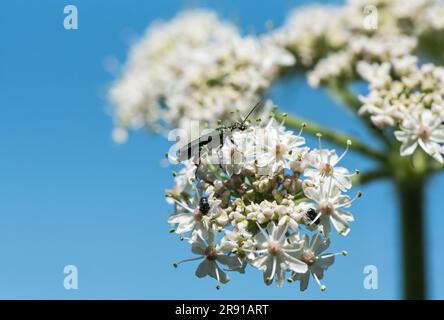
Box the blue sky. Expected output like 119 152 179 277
0 0 443 299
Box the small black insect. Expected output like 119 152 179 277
306 208 320 226
199 197 210 215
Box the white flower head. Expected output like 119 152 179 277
289 233 347 291
167 113 358 289
395 108 444 163
359 58 444 162
250 222 307 287
174 229 243 289
254 119 306 174
304 138 355 191
168 187 220 236
304 181 358 237
109 10 294 138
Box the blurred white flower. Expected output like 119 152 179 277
271 5 348 67
356 61 392 89
165 160 196 201
112 127 129 144
308 35 417 87
272 0 444 86
109 10 294 138
360 59 444 162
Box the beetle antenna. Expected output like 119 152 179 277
241 98 265 125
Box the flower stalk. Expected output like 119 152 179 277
276 113 386 162
326 82 392 147
396 177 427 300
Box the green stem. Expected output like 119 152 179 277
276 113 386 162
352 169 389 186
326 82 392 147
428 159 444 174
396 176 427 300
327 82 361 112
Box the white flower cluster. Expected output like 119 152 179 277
358 57 444 162
167 119 359 290
307 35 417 87
271 5 348 67
272 0 444 86
109 10 294 142
270 0 444 163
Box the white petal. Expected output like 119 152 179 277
262 257 276 286
191 234 207 255
212 262 230 284
304 187 320 202
254 232 269 249
334 194 352 208
285 254 308 274
217 254 242 270
275 265 287 288
430 128 444 143
331 212 351 236
394 130 408 142
168 212 191 224
320 216 331 237
418 139 432 154
316 254 335 270
292 271 310 291
251 255 269 270
310 233 330 255
399 139 418 156
195 259 211 278
334 173 352 190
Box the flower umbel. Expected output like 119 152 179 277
168 116 358 291
109 10 294 139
